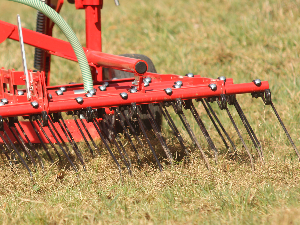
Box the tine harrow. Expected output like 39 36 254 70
0 0 299 177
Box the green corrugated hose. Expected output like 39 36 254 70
8 0 93 92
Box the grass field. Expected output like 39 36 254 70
1 0 300 224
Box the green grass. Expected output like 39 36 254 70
1 0 300 224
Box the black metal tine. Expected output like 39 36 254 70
78 115 100 155
121 111 147 153
6 121 37 168
190 102 218 162
136 113 162 171
234 100 263 157
172 104 211 171
46 118 78 173
200 99 229 149
101 118 132 175
204 99 237 151
115 109 141 164
72 114 94 156
0 142 12 164
33 118 61 161
14 122 44 169
143 105 173 163
57 116 86 171
269 101 300 161
48 115 71 155
0 129 16 162
225 107 254 170
233 100 264 163
1 131 32 177
28 119 53 163
91 118 122 176
159 104 189 155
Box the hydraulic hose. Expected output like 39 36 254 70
8 0 93 92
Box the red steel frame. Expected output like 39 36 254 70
0 0 269 143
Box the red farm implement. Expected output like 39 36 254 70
0 0 298 176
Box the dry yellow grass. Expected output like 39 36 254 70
0 0 300 224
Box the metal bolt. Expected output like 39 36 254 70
132 80 137 85
99 85 106 91
253 79 261 87
112 78 118 80
85 93 93 97
209 83 217 91
174 84 181 89
1 98 8 104
186 73 194 78
88 88 96 95
129 88 137 93
0 102 4 106
175 81 183 86
165 88 173 95
218 76 226 82
17 90 24 96
56 90 63 96
103 82 109 87
31 101 39 108
144 82 149 87
120 92 128 99
144 77 152 83
75 97 83 104
60 87 67 92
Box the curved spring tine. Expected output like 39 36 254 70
136 113 162 171
0 143 11 163
172 104 211 171
115 109 141 164
269 101 300 161
48 115 71 155
204 99 237 151
190 102 218 162
57 116 86 171
225 107 254 170
233 100 264 163
33 119 61 161
6 123 37 168
16 121 44 169
102 117 132 174
0 131 16 162
28 119 53 163
1 131 32 177
144 105 173 163
78 116 100 155
159 104 189 155
121 111 147 153
200 99 229 149
72 114 94 156
92 118 122 176
47 118 78 173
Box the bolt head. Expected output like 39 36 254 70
56 90 63 96
48 94 52 99
253 79 262 87
186 73 194 78
129 88 137 93
174 84 181 89
175 81 183 86
60 87 67 92
165 88 173 95
88 88 96 95
75 97 83 104
31 101 39 108
209 83 217 91
144 82 149 87
120 92 128 99
85 93 93 97
0 102 4 106
144 77 152 83
132 80 137 85
103 82 109 87
17 90 24 96
218 76 226 82
112 78 118 80
99 85 106 91
1 98 8 104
